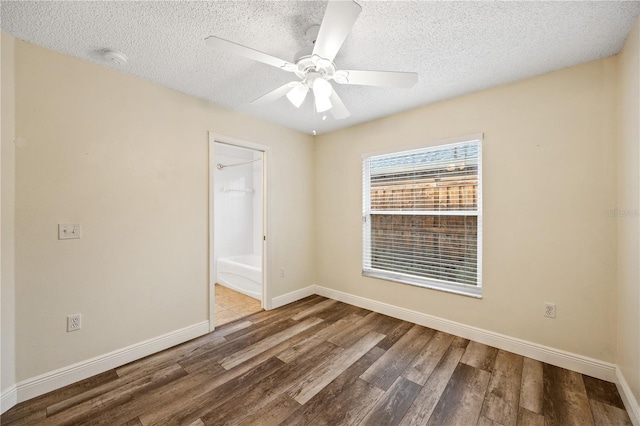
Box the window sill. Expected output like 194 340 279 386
363 270 482 299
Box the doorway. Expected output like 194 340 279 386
209 135 267 330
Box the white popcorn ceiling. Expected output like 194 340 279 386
1 1 639 135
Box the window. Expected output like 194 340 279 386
362 137 482 297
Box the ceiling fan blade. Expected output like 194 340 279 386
336 70 418 88
312 0 362 62
251 83 295 106
329 89 350 119
205 36 296 72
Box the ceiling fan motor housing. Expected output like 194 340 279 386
293 50 336 84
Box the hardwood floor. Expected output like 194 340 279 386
2 296 631 425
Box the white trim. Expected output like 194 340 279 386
270 286 316 310
0 385 17 415
12 321 209 404
616 367 640 426
313 285 617 382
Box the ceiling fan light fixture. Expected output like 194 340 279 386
286 83 309 108
312 77 333 99
315 94 332 113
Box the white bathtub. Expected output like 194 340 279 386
217 254 262 300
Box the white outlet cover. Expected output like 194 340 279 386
67 314 82 332
59 224 81 240
544 302 556 318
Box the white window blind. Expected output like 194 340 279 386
362 138 482 297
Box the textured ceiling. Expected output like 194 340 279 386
2 1 639 135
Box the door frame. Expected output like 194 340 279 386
208 132 271 332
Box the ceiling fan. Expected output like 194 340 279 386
205 0 418 120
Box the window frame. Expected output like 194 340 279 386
362 134 483 298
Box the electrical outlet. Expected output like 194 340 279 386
58 224 81 240
67 314 82 332
280 268 285 278
544 303 556 318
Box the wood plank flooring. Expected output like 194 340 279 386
2 296 631 426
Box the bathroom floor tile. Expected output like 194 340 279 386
214 284 262 326
214 309 246 326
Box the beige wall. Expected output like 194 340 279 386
316 58 618 362
1 31 17 399
617 16 640 407
13 40 314 381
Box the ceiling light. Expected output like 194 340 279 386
286 83 309 108
312 78 333 99
315 95 332 113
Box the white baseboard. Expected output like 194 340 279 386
270 285 316 309
616 367 640 426
313 285 617 382
0 385 17 415
9 320 209 410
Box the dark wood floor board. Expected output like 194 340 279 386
520 357 543 415
481 350 524 426
164 317 331 418
43 363 188 425
279 346 386 426
328 311 402 348
177 317 299 372
239 295 324 327
589 400 633 425
460 340 499 372
201 341 341 425
426 362 491 426
0 370 119 425
290 298 337 321
44 362 186 417
360 324 435 391
542 363 595 426
76 365 220 426
138 357 286 425
517 407 545 426
582 375 626 409
121 417 143 426
360 376 422 426
308 378 384 426
237 394 301 426
288 331 386 404
2 296 631 426
115 335 227 380
376 320 415 351
215 319 331 376
277 312 362 363
219 317 323 369
478 415 502 426
398 343 467 426
401 331 455 385
1 408 47 426
310 300 368 323
211 319 253 337
325 311 381 347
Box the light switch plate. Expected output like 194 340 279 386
58 224 81 240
